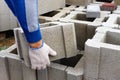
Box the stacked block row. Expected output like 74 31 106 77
84 27 120 80
0 43 83 80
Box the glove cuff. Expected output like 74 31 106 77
29 41 44 50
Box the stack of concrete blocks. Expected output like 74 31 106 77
39 9 71 23
0 43 84 80
0 0 18 32
102 14 120 29
38 0 65 15
66 0 93 6
84 27 120 80
14 22 78 67
59 11 109 50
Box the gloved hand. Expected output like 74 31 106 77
29 42 57 70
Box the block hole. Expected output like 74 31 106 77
41 11 60 17
105 31 120 45
53 54 83 67
72 14 96 22
65 4 71 7
0 30 15 51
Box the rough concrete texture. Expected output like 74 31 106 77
0 52 37 80
38 0 65 15
6 53 23 80
66 0 92 6
102 14 120 29
0 0 18 31
39 9 70 23
37 69 48 80
48 62 67 80
84 27 120 80
14 22 77 67
59 11 106 50
22 63 36 80
0 53 9 80
66 57 84 80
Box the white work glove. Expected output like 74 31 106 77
29 42 57 70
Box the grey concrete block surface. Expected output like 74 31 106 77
38 0 65 15
66 57 84 80
84 27 120 80
0 53 9 80
14 22 77 67
48 62 67 80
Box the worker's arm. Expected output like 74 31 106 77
5 0 57 70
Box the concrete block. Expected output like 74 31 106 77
3 44 17 53
14 22 77 67
84 40 101 80
38 0 65 15
87 23 102 39
101 14 120 29
4 52 36 80
0 0 18 31
59 11 95 50
0 53 9 80
5 53 23 80
86 4 100 18
22 63 36 80
39 10 70 23
37 69 48 80
84 27 120 80
66 57 84 80
48 62 67 80
66 0 92 6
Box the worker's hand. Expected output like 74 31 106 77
29 42 57 70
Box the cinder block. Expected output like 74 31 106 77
84 27 120 80
66 57 84 80
14 22 77 67
84 40 101 80
39 10 70 23
66 0 92 6
0 53 9 80
5 53 23 80
48 62 67 80
59 11 95 50
0 0 18 31
37 69 48 80
38 0 65 15
4 52 37 80
22 63 36 80
101 14 120 29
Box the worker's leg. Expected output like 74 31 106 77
5 0 42 43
